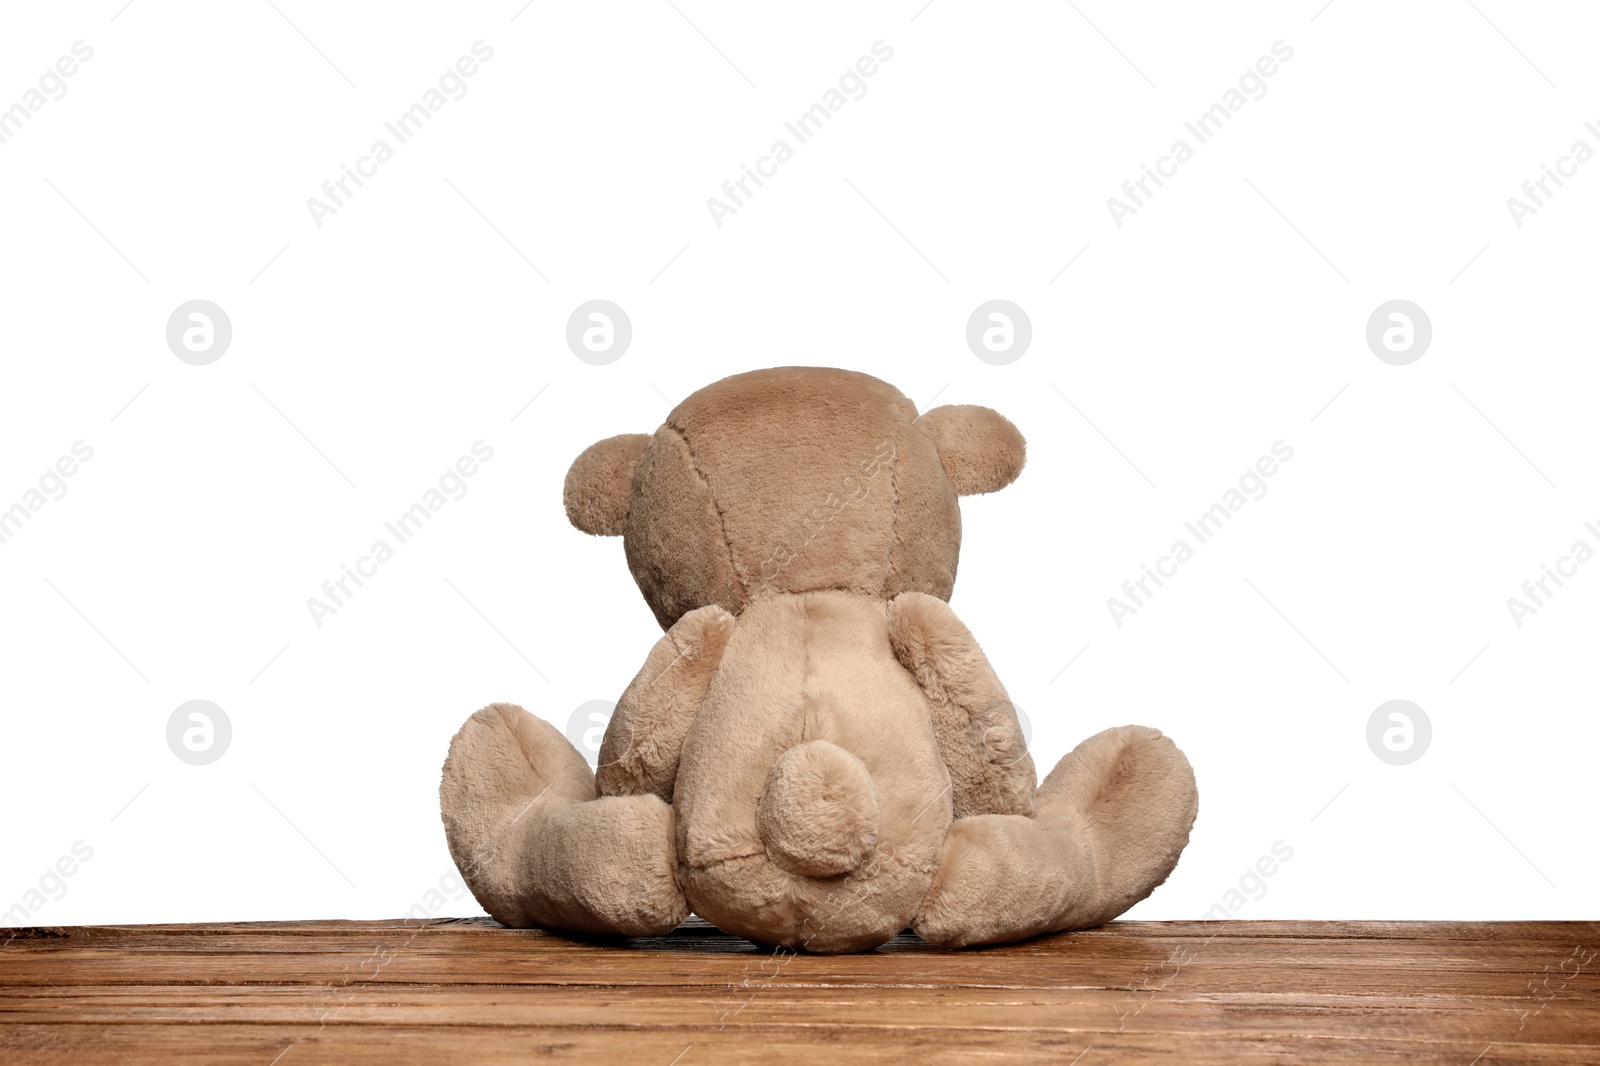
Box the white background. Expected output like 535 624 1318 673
2 0 1595 928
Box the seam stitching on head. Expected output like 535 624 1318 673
882 412 903 599
664 421 749 606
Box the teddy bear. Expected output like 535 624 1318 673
439 366 1198 952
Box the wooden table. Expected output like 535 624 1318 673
3 919 1596 1063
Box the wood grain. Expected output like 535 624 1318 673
2 919 1596 1063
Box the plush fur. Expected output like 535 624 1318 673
758 739 881 878
440 366 1199 952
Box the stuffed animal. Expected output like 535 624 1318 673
440 366 1198 951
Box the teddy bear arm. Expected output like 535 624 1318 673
595 603 737 801
886 591 1036 819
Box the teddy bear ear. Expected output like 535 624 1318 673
564 433 650 535
916 405 1026 496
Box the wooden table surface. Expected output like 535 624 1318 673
2 918 1596 1064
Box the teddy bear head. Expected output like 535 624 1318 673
563 366 1025 629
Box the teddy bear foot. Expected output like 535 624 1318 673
440 702 688 937
914 725 1198 948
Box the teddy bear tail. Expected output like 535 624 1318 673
755 740 882 879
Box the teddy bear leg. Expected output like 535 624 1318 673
914 725 1197 948
440 702 688 937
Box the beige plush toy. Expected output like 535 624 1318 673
440 366 1198 952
